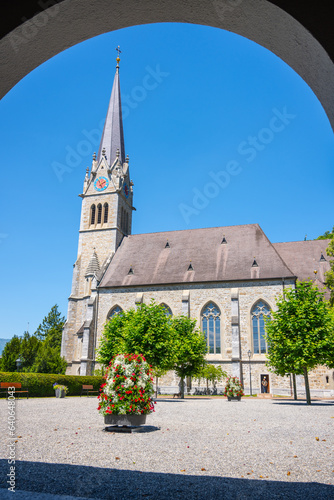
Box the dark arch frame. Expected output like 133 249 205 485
1 1 334 130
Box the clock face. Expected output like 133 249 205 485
123 182 129 198
94 176 109 192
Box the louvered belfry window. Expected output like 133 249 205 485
103 203 108 223
90 205 96 225
97 204 102 224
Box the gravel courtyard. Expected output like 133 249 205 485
0 396 333 499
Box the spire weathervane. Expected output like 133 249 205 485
116 45 121 69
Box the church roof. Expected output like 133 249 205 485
97 65 125 165
99 224 295 288
273 239 331 284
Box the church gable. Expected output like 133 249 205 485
99 224 295 288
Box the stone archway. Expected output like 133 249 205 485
1 0 334 130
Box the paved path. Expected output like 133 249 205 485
0 396 333 499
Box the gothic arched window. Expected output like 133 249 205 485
90 204 96 226
251 300 271 354
107 305 123 320
103 203 108 224
201 302 221 354
160 303 173 317
97 204 102 224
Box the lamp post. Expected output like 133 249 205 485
16 357 22 372
247 350 252 396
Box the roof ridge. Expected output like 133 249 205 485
127 223 261 238
255 225 296 278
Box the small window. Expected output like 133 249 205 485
107 305 123 319
90 205 96 225
201 302 221 354
97 204 102 224
103 203 108 224
251 300 271 354
160 303 173 317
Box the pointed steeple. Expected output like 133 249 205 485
97 47 125 165
85 249 100 277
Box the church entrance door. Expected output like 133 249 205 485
261 374 270 393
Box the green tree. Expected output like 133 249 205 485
0 332 42 372
171 316 208 398
0 335 22 371
194 363 227 394
30 342 67 374
97 301 176 372
316 227 334 240
35 304 65 349
265 281 334 404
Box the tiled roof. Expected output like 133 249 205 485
273 239 331 284
99 224 295 288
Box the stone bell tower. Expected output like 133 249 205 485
61 49 134 375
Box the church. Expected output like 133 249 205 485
61 54 333 397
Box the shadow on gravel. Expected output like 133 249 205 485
273 401 334 406
0 460 333 500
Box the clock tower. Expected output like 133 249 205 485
61 51 134 373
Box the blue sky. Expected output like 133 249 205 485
1 22 333 339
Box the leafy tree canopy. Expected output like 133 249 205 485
194 363 227 391
265 281 334 376
265 280 334 404
0 305 66 373
35 304 65 350
97 301 176 372
30 342 67 374
0 332 41 372
316 226 334 240
171 315 207 381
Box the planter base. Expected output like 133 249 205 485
227 396 241 401
104 414 147 427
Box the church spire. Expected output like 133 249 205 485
97 46 125 165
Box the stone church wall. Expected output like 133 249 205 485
91 279 334 396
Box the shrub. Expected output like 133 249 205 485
0 372 104 397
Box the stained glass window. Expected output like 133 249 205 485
201 302 221 354
160 303 173 317
107 305 123 320
251 300 271 354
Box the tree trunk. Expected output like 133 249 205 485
303 367 311 405
206 378 209 394
155 375 159 399
180 377 185 399
292 373 298 400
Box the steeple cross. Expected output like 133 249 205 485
116 45 122 57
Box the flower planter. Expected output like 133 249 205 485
55 389 65 398
104 414 147 427
227 396 241 401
